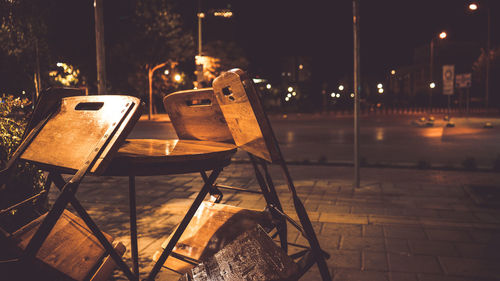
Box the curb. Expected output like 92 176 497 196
231 158 500 173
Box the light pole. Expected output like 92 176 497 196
429 31 447 111
353 0 361 188
196 3 233 86
468 2 491 111
94 0 106 94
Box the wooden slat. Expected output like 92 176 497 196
90 242 126 281
102 139 236 176
189 225 298 281
164 88 234 144
20 95 141 174
212 69 282 163
13 210 113 281
155 202 273 274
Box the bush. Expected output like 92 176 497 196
0 95 45 232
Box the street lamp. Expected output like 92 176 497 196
468 1 491 110
196 1 233 86
429 31 447 110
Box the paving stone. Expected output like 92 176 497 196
467 229 500 243
363 251 388 271
439 257 500 279
385 226 427 240
408 240 459 257
389 272 418 281
333 269 389 281
455 242 500 259
322 223 363 236
386 238 410 254
388 253 442 273
317 204 351 214
417 273 481 281
342 236 385 251
363 225 384 237
327 249 361 269
351 206 387 215
425 228 472 242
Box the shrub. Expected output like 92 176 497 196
0 95 45 232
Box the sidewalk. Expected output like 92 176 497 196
51 164 500 281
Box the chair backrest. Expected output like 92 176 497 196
212 69 282 163
23 87 86 140
19 95 142 175
163 88 234 144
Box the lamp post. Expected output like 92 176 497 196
94 0 106 95
429 31 447 111
196 2 233 86
353 0 361 188
468 2 491 111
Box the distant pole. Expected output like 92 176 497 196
429 39 434 111
353 0 361 188
198 0 202 56
94 0 106 94
485 6 490 112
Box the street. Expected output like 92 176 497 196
129 113 500 169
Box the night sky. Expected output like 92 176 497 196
47 0 498 86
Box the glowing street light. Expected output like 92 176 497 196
336 93 340 98
288 86 293 92
429 82 436 89
439 31 447 39
378 88 384 94
390 69 396 75
292 92 297 96
174 74 182 82
330 93 336 98
377 83 383 89
468 3 478 11
266 83 272 89
164 69 169 75
338 85 344 91
350 93 355 98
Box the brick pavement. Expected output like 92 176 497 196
49 164 500 281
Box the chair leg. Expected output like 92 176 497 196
129 175 140 278
51 173 138 281
146 168 222 281
278 163 332 281
249 154 288 252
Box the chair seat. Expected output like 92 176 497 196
11 209 118 281
153 201 273 274
100 139 237 176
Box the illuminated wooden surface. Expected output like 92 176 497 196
154 202 273 274
213 69 282 163
164 88 234 144
183 226 299 281
20 95 141 175
103 139 237 176
13 210 114 281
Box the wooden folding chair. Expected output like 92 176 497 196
0 95 141 281
211 69 331 280
151 73 331 280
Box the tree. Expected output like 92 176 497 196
203 40 249 81
116 0 194 118
0 0 50 97
472 46 500 107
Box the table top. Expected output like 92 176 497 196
100 139 237 176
